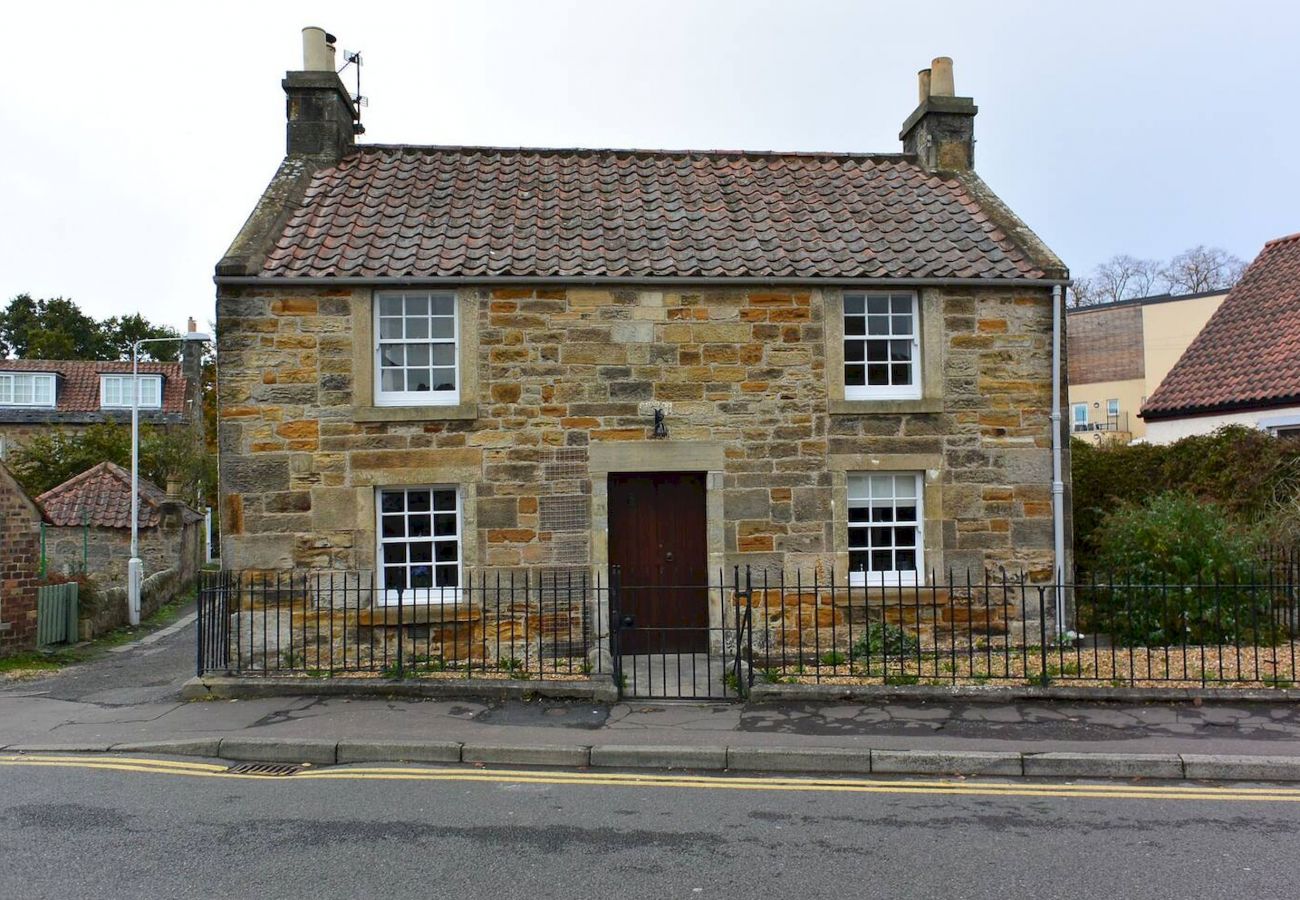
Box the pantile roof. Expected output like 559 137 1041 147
1143 233 1300 419
36 462 200 529
0 359 187 414
256 146 1063 281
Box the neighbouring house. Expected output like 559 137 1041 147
1142 233 1300 443
0 324 205 460
1066 289 1226 444
37 462 203 637
38 462 204 587
0 461 42 654
215 32 1070 661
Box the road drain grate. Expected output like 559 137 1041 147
226 762 305 777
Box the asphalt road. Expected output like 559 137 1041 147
2 757 1298 900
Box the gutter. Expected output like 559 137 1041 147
1050 284 1067 634
213 274 1070 289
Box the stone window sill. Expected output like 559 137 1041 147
829 398 943 415
352 403 478 423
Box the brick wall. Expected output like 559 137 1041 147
0 466 42 654
217 284 1063 583
1066 303 1144 385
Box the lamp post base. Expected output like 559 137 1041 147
127 558 143 626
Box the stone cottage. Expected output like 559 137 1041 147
216 32 1071 647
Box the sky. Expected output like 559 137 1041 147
1 0 1297 332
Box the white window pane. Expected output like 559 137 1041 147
894 476 916 499
867 295 889 315
405 295 429 316
379 317 402 340
379 296 403 316
406 317 429 339
869 475 893 497
844 294 865 315
429 369 456 392
430 318 455 339
430 295 455 317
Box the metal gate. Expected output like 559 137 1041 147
36 582 78 646
610 566 753 701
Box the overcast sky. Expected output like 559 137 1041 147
2 0 1296 332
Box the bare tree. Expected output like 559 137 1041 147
1072 255 1163 306
1067 276 1098 308
1160 245 1247 295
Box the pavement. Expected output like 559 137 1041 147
6 607 1300 781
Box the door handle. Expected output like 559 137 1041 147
622 615 635 628
665 551 674 562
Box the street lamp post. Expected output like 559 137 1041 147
129 331 211 626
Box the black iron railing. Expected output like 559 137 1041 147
198 561 1300 693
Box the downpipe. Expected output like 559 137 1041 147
1050 283 1070 637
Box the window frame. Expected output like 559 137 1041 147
0 372 56 408
374 485 464 606
373 291 460 408
99 374 163 410
842 291 922 401
846 472 925 587
1071 402 1088 429
1105 398 1119 418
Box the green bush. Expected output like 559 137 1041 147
850 622 920 661
1081 493 1284 646
1071 426 1300 571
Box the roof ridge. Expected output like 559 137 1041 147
349 143 916 162
1264 231 1300 248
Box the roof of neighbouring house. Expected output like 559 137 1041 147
237 145 1065 282
0 359 187 414
36 462 201 529
1143 233 1300 420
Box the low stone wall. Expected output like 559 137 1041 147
80 566 189 640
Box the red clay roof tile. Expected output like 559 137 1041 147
259 146 1056 281
1143 233 1300 419
36 462 199 529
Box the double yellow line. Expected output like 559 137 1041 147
3 754 1300 802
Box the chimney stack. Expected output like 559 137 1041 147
900 56 977 173
283 26 357 159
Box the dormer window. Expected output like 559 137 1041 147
101 374 162 409
0 372 56 407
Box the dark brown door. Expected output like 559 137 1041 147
608 472 709 654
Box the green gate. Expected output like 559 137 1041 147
36 583 79 647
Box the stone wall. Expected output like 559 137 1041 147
83 566 188 641
217 284 1064 586
44 509 202 590
0 466 42 654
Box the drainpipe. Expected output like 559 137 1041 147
1050 284 1067 634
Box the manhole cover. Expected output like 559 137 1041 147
226 762 305 777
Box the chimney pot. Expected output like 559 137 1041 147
187 317 197 334
302 26 333 72
929 57 955 97
917 68 932 104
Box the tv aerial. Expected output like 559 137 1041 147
338 47 367 135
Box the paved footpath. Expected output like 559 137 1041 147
6 613 1300 778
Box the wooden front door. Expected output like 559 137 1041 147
608 472 709 654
